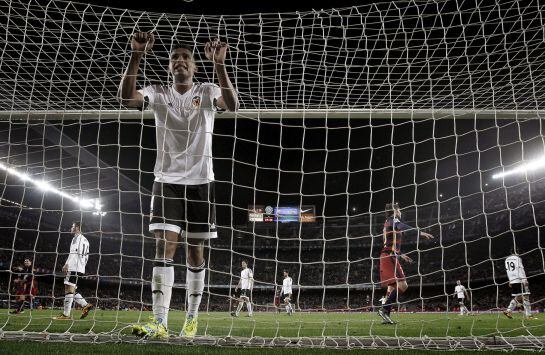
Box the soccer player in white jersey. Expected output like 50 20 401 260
453 280 470 316
119 32 238 338
53 222 93 320
503 250 535 320
281 270 294 315
231 260 254 317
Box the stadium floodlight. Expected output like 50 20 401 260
492 156 545 179
0 162 104 214
35 180 52 191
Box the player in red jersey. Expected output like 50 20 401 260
10 258 38 314
378 203 433 324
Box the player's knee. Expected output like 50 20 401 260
187 258 206 271
398 282 408 293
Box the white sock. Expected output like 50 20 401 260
236 301 243 315
246 301 253 315
152 266 174 327
285 305 289 313
523 299 532 317
507 299 517 312
63 293 74 317
186 263 205 318
74 293 88 307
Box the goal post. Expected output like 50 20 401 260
1 0 545 351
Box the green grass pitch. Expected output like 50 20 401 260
1 309 544 353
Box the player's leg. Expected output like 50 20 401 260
522 295 532 318
182 238 205 337
55 282 76 319
11 292 25 314
382 256 407 318
72 277 94 319
245 294 253 316
181 183 217 338
459 300 468 315
152 229 178 328
235 294 246 316
132 182 181 338
378 253 397 323
286 294 294 314
234 294 243 316
504 293 520 319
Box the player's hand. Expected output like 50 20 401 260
400 254 413 263
205 38 228 64
131 32 155 53
421 232 434 240
62 264 68 274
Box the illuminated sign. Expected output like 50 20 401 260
248 205 316 223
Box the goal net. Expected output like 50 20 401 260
1 0 545 350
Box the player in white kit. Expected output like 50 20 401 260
54 222 93 320
231 260 254 317
453 280 470 315
503 250 535 320
119 32 238 338
281 270 294 315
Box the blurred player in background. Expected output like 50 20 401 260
453 280 470 315
378 202 433 324
53 222 93 320
503 249 535 320
281 270 294 315
231 260 254 317
10 257 38 314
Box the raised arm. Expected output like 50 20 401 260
396 220 434 240
204 39 239 112
118 32 155 108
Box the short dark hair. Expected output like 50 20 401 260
24 257 32 263
283 270 289 275
73 221 81 230
170 43 194 55
385 202 400 218
241 259 248 265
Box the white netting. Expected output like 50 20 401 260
1 0 545 350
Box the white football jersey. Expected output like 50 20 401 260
240 268 253 289
505 255 527 284
139 83 222 185
454 285 466 298
65 234 89 274
281 276 293 295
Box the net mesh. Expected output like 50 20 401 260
1 0 545 350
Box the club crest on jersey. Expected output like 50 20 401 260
192 96 201 108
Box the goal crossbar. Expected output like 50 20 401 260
0 109 543 121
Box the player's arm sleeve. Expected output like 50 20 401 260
396 221 414 232
83 242 90 264
136 85 156 111
209 84 224 112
